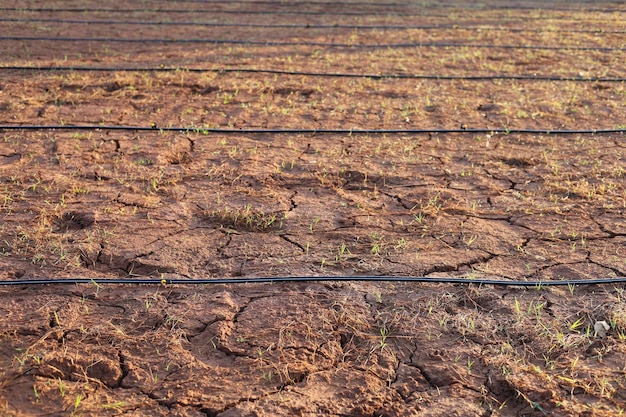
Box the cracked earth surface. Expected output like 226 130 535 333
1 0 626 416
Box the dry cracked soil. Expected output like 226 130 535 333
1 0 626 416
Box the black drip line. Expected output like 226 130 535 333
0 7 471 16
2 36 624 51
1 125 625 135
174 0 422 5
0 7 623 20
170 0 595 3
168 0 617 10
2 66 624 82
2 276 626 287
166 0 625 13
2 18 624 34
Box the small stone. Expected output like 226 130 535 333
594 321 610 338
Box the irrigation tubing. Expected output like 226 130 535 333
2 276 626 287
172 0 423 5
1 7 623 20
1 125 625 135
3 18 625 34
3 0 615 11
0 7 472 16
2 65 625 82
166 0 624 12
3 36 624 51
168 0 606 7
169 0 593 4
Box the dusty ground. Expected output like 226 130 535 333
1 1 626 416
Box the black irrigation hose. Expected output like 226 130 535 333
169 0 601 6
1 7 623 20
2 3 622 13
167 0 625 12
1 125 625 135
0 7 464 16
2 276 626 287
10 0 616 9
3 65 625 82
3 18 625 34
175 0 421 5
3 36 625 51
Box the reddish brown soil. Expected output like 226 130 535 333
1 1 626 416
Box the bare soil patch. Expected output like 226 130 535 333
1 1 625 416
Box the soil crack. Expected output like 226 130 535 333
279 234 305 252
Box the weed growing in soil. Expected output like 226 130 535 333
206 205 282 232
